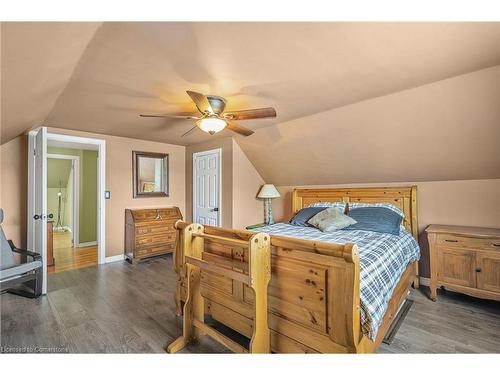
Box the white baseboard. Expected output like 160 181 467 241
419 277 430 286
78 241 98 248
105 254 125 263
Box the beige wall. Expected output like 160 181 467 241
1 136 28 248
273 179 500 278
0 128 186 258
232 139 265 229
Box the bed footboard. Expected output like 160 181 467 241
174 220 366 353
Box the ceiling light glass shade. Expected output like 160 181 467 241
197 118 227 135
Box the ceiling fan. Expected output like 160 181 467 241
140 91 277 137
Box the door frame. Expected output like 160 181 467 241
47 153 80 247
27 128 106 294
192 148 222 227
27 128 47 292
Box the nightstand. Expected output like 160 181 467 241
426 224 500 302
245 223 267 230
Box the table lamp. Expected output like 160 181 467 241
257 184 281 225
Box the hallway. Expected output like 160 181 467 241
48 231 97 274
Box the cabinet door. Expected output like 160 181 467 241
437 247 476 288
476 252 500 293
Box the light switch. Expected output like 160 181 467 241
105 191 111 199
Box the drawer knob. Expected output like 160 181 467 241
475 267 482 273
493 243 500 248
445 239 458 243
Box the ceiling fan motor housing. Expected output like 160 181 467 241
206 95 227 114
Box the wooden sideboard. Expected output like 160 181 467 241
125 207 182 264
426 224 500 302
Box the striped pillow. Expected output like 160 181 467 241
308 201 346 213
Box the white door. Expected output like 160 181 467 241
27 127 48 294
193 149 221 226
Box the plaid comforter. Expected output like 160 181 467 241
251 223 420 340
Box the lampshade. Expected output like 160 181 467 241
197 118 226 135
257 184 280 199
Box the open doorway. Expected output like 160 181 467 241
46 148 98 273
27 128 106 294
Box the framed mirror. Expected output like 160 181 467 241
132 151 169 198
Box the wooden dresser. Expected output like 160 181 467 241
426 224 500 302
125 207 182 264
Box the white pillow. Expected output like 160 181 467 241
307 207 357 233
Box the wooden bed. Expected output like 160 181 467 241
173 186 419 353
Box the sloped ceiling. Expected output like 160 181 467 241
1 22 101 143
2 22 500 183
237 65 500 185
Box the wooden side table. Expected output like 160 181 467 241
426 224 500 302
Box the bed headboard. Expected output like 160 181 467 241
292 186 418 240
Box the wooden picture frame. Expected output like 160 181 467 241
132 151 169 198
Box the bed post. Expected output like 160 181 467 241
169 223 272 354
292 189 302 214
410 186 419 288
168 223 205 353
327 243 362 352
248 233 272 353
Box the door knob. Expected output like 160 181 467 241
33 214 53 220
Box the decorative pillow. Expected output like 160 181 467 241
289 207 327 227
307 207 357 233
342 207 403 235
308 201 346 213
347 202 404 218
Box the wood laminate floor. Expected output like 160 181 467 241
1 255 499 353
48 232 97 274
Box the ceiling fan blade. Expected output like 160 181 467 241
225 120 254 136
186 91 213 114
223 107 276 121
181 126 199 137
140 114 199 119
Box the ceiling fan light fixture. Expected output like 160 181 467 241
197 117 226 135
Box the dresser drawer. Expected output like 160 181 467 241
132 208 177 220
135 242 175 257
437 235 500 251
136 232 177 247
135 225 174 236
149 242 175 254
